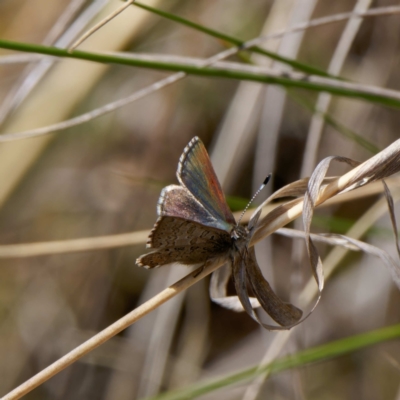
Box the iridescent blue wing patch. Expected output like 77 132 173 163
157 185 234 232
177 137 235 231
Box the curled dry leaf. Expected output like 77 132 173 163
213 140 400 329
277 227 400 289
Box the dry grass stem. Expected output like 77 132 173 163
300 187 400 306
0 230 148 258
2 6 400 142
0 54 47 64
253 6 400 46
69 0 136 50
1 257 225 400
301 0 373 177
2 61 400 142
245 185 400 399
252 140 400 244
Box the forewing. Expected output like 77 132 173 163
158 185 233 232
177 137 235 229
137 217 231 268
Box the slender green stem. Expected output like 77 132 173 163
133 1 334 78
145 324 400 400
288 90 380 154
0 39 399 108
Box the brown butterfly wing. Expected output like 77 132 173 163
136 217 231 268
137 137 236 269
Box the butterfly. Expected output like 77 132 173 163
137 137 302 329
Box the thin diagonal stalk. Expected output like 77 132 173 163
69 0 136 49
288 90 380 154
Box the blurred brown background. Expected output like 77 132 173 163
0 0 400 399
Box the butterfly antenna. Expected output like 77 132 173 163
237 173 271 225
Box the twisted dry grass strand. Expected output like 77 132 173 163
1 6 400 141
252 140 400 244
242 187 400 400
249 140 400 330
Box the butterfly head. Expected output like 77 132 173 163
231 224 247 240
231 174 269 248
230 224 250 258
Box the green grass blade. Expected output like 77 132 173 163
133 1 335 79
144 324 400 400
323 114 380 154
289 90 381 154
1 39 400 108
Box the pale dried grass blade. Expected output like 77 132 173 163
301 145 400 305
0 230 148 258
303 156 360 291
247 140 400 330
0 0 161 211
253 140 400 243
245 181 400 398
276 227 400 287
211 0 299 191
277 227 360 250
382 180 400 258
136 268 187 398
253 0 317 188
328 234 400 289
301 0 373 177
300 186 400 308
0 54 45 64
253 177 338 218
0 0 107 125
69 0 136 50
209 263 261 311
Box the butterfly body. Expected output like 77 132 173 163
137 137 243 269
